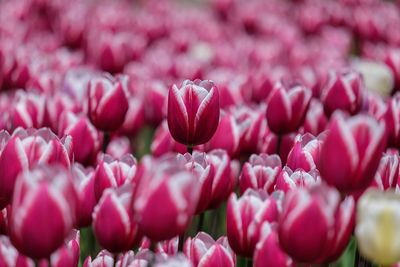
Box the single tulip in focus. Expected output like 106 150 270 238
167 79 220 146
356 189 400 266
87 74 129 132
9 165 78 259
279 184 355 264
0 128 72 209
239 153 281 194
93 186 140 253
254 223 294 267
133 156 200 241
94 154 137 201
226 190 280 257
320 70 363 116
184 232 235 267
319 112 386 193
265 82 312 135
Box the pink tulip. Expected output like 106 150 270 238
87 74 129 132
226 190 280 257
133 156 200 241
320 70 363 116
119 96 145 136
384 48 400 90
184 232 235 267
9 165 78 259
106 137 131 160
167 79 220 146
10 90 45 130
372 150 400 190
0 236 33 267
254 223 294 267
93 186 140 253
49 230 80 267
0 128 72 208
58 111 101 166
94 154 137 201
84 250 140 267
279 184 355 264
265 82 312 135
383 93 400 149
303 99 328 136
71 164 96 228
319 112 386 192
177 152 214 214
275 167 321 193
239 153 281 194
259 130 296 164
286 133 323 172
151 120 188 157
206 150 237 208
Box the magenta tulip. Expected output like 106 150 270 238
239 153 281 194
184 232 235 267
320 70 363 116
9 165 78 259
383 93 400 149
319 112 386 192
0 128 72 208
93 186 140 253
279 184 355 263
167 79 220 146
265 82 312 135
286 133 323 172
303 99 328 135
226 190 280 257
275 167 321 193
372 150 400 190
87 74 129 132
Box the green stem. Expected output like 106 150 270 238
246 258 253 267
187 145 193 155
197 213 205 232
178 232 185 252
102 132 110 153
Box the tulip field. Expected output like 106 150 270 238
1 0 400 266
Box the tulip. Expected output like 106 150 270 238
58 111 101 165
356 189 400 266
226 190 280 257
167 79 220 146
83 250 140 267
279 184 355 263
106 137 132 160
0 236 33 267
142 81 168 126
94 154 137 201
239 153 281 194
177 152 214 214
120 96 145 136
286 133 322 172
265 82 312 135
275 167 321 193
319 112 386 192
254 223 294 267
9 165 78 259
140 237 179 256
71 163 96 227
383 93 400 149
0 128 72 208
10 90 46 130
151 120 188 157
133 156 200 241
206 150 237 208
303 99 328 136
384 48 400 90
87 74 129 132
259 130 296 164
373 150 400 190
50 230 80 267
184 232 235 267
93 186 140 253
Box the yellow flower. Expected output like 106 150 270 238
356 189 400 266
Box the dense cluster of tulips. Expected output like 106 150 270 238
1 0 400 266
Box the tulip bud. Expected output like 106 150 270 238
206 150 237 208
120 96 145 136
84 250 138 267
319 112 386 192
59 111 101 165
93 186 140 253
239 153 281 194
0 128 72 208
184 232 235 267
303 99 328 136
106 137 131 160
133 156 200 241
94 154 137 201
372 150 400 190
87 74 129 132
275 167 321 193
167 79 220 146
177 152 214 214
356 189 400 266
72 164 96 227
140 237 179 256
151 120 188 157
265 82 312 135
9 165 78 259
50 230 80 267
254 223 294 267
259 130 296 164
320 70 363 116
384 48 400 90
0 236 33 267
10 90 46 130
286 133 322 172
279 184 355 264
383 93 400 149
226 190 280 257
